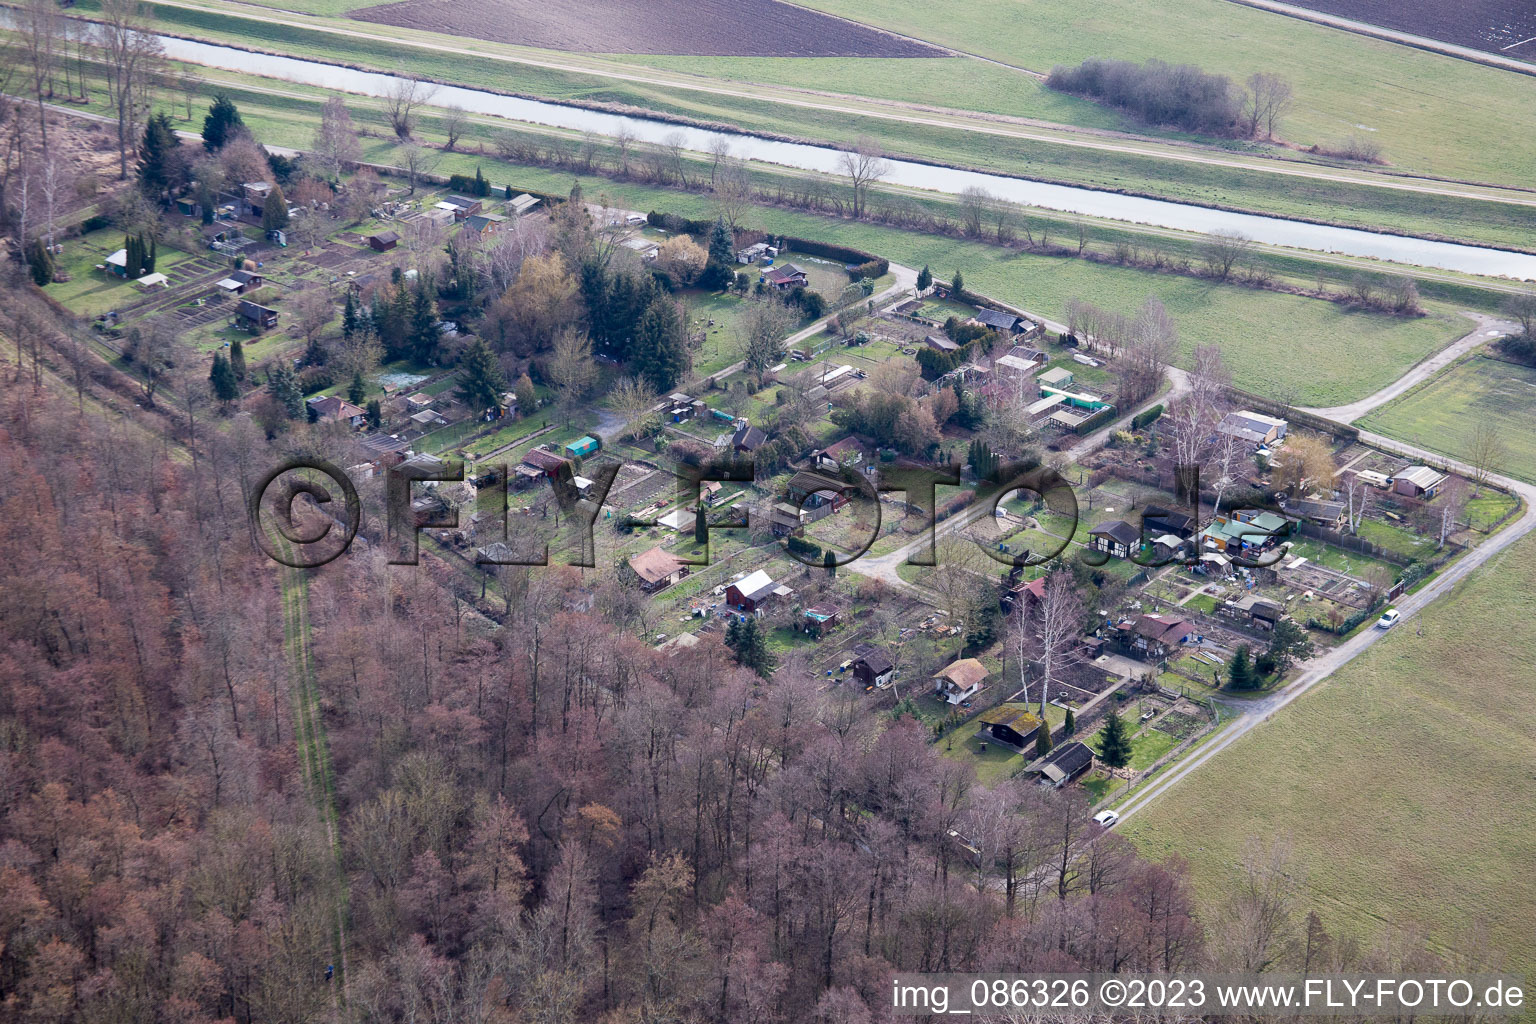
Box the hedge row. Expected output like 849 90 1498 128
1073 405 1120 435
1132 404 1164 429
780 236 886 276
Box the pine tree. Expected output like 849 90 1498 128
1097 710 1133 770
632 297 689 392
408 279 440 364
209 353 240 403
1035 720 1053 758
1064 707 1076 737
229 339 246 379
731 617 773 677
473 165 488 197
27 240 53 286
694 506 708 545
504 184 514 200
696 218 735 291
262 184 290 231
202 94 245 152
823 548 837 578
365 398 382 429
268 364 304 419
342 291 358 340
137 113 181 198
916 264 932 292
951 270 965 298
455 338 507 414
348 371 367 405
1228 645 1254 690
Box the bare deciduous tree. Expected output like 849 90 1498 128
1438 477 1467 548
97 0 162 180
1200 230 1253 282
1114 296 1179 404
609 376 659 440
959 185 990 238
661 131 688 187
399 141 440 195
1218 836 1302 971
1467 420 1506 494
837 135 889 220
1030 568 1083 718
712 157 753 234
384 75 435 139
546 328 596 426
1243 72 1293 139
1500 289 1536 340
441 104 468 152
612 124 638 177
178 74 202 121
1344 474 1373 534
17 0 61 148
312 95 362 180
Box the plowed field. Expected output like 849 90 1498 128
1285 0 1536 59
347 0 949 57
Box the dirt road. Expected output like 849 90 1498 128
1302 314 1518 423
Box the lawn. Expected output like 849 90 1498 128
938 716 1029 786
1361 356 1536 485
1089 723 1179 773
1283 536 1401 580
1123 528 1536 978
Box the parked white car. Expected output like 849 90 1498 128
1377 608 1401 629
1093 810 1119 828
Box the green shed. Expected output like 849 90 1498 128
565 435 600 458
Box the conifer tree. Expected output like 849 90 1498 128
209 353 239 403
1228 645 1254 690
631 297 689 392
202 94 246 152
455 338 506 414
262 184 290 231
1098 710 1133 771
1035 720 1053 758
229 339 246 379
